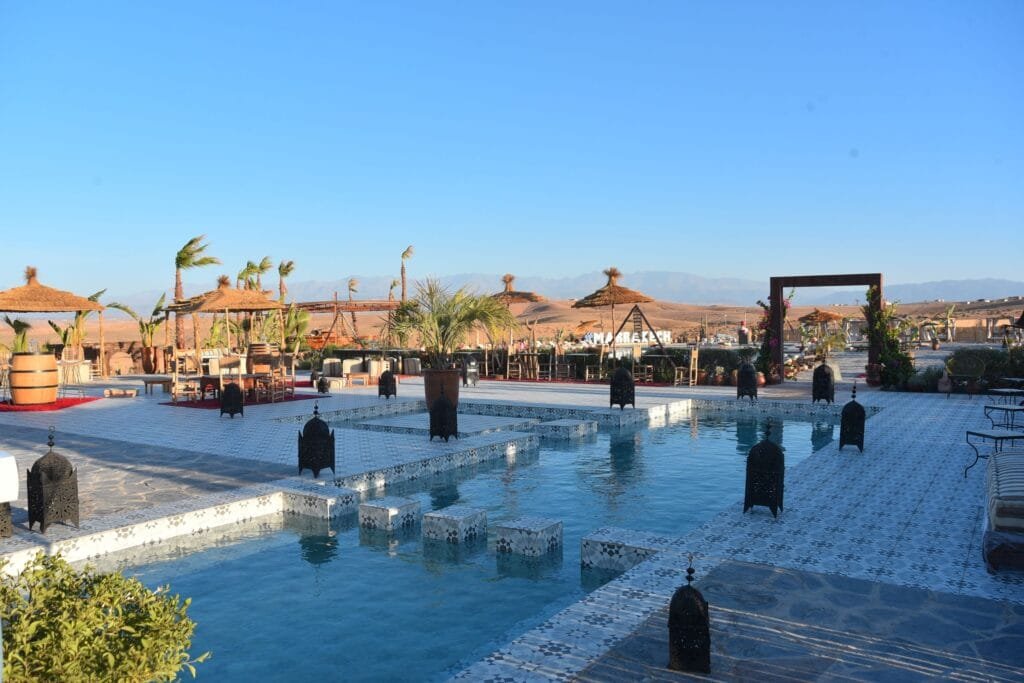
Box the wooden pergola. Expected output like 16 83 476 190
769 273 882 382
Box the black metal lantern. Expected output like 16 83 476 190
298 403 336 478
668 555 711 673
429 387 458 442
220 382 244 418
610 366 635 410
378 370 397 399
317 375 330 394
461 355 479 387
839 382 866 452
812 363 835 404
736 362 758 401
743 421 785 518
27 428 79 533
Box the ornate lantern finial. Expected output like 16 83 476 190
851 381 857 400
47 426 55 450
313 401 320 418
686 554 695 585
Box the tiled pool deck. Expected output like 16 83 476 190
1 359 1022 679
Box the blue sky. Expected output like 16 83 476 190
1 1 1021 299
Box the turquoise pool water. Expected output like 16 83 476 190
118 412 838 681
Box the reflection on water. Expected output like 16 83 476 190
609 430 643 480
735 419 760 456
430 482 460 509
811 422 835 451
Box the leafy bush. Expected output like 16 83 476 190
1 553 209 682
906 365 944 392
945 347 1024 386
698 348 741 374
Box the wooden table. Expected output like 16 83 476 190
142 377 173 394
965 429 1024 477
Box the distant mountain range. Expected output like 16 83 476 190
107 273 1024 316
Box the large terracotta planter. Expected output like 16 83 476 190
9 352 58 405
141 346 160 374
423 368 460 409
865 363 882 387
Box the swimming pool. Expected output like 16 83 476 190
112 411 839 681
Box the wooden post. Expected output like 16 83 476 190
769 277 784 383
192 312 201 375
98 310 106 378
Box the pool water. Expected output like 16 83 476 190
119 412 837 681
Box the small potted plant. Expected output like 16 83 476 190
392 279 514 408
108 295 167 374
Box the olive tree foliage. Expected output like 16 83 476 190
1 553 210 682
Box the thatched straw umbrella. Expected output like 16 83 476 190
491 274 545 377
0 266 107 376
572 267 653 358
797 308 844 326
165 275 284 366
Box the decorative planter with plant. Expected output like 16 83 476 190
108 295 167 374
754 290 794 384
861 286 914 388
392 279 514 408
5 316 61 405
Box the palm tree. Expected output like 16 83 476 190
400 245 414 302
278 260 295 302
348 277 360 340
174 235 220 347
108 295 167 373
254 256 273 291
388 278 399 301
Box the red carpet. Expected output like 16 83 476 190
160 393 320 409
0 397 102 412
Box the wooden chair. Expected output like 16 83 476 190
506 360 524 380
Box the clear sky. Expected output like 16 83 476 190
1 1 1021 299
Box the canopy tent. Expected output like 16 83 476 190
165 276 284 363
0 267 107 377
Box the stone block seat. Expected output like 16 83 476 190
493 516 562 557
423 506 487 544
982 450 1024 572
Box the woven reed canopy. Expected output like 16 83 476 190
164 276 284 356
0 267 104 313
572 268 654 355
0 266 107 378
572 268 653 309
492 274 545 305
797 308 844 325
165 278 284 313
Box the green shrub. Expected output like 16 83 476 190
1 553 209 682
697 348 741 374
906 365 944 392
945 347 1024 386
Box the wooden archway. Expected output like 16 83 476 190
769 273 882 382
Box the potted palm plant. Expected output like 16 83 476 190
5 316 60 405
392 279 514 408
108 295 167 374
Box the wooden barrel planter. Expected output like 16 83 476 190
10 352 59 405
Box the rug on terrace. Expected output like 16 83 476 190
0 397 102 412
160 394 320 409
